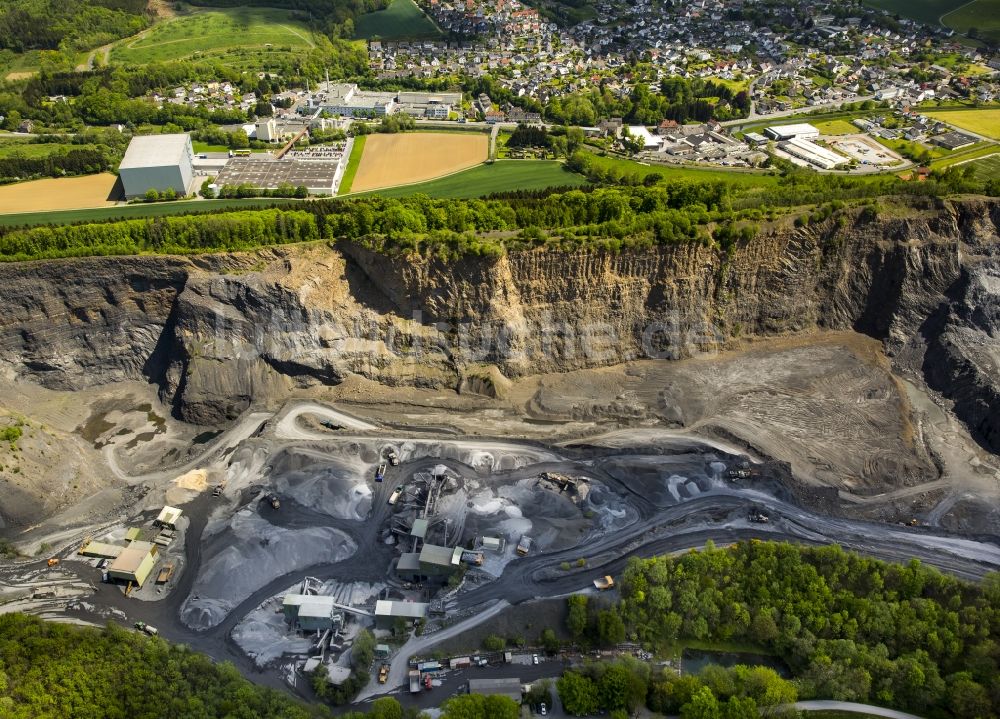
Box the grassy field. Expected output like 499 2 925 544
941 0 1000 42
707 76 750 93
582 151 783 187
112 7 314 65
863 0 968 25
812 119 859 135
0 198 300 229
733 108 878 135
337 136 366 195
353 0 440 40
0 141 96 159
875 136 951 160
962 153 1000 179
351 160 586 198
928 141 999 168
924 108 1000 140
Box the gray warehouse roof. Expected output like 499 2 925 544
410 518 429 539
374 600 428 619
420 543 462 568
467 678 522 702
120 134 191 170
397 552 421 572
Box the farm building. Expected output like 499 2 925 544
765 123 820 141
932 131 977 150
374 600 428 629
626 125 662 150
119 134 195 199
777 137 847 170
155 506 183 529
107 541 158 587
467 678 522 702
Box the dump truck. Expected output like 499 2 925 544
388 487 403 505
593 575 615 591
409 670 420 693
156 564 175 584
462 551 484 566
46 558 60 567
375 463 387 483
378 664 389 684
134 621 158 636
387 450 400 466
516 535 533 556
265 493 280 510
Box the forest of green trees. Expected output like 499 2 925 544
0 612 520 719
559 542 1000 719
0 0 149 53
0 613 329 719
0 165 994 262
557 658 797 719
0 209 318 261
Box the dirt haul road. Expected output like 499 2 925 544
349 132 488 192
6 398 1000 702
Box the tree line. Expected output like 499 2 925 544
0 613 330 719
0 147 116 184
0 209 318 261
1 612 509 719
556 658 796 719
0 163 995 263
560 541 1000 719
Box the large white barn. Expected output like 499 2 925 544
119 134 195 199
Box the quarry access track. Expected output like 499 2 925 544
11 400 1000 700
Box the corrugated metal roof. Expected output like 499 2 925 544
410 519 429 539
420 543 459 567
109 541 155 573
467 677 522 700
119 134 191 170
156 506 182 525
374 600 428 619
79 541 124 559
397 552 421 571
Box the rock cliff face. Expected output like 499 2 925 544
0 199 997 448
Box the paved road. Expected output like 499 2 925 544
793 700 927 719
720 95 876 128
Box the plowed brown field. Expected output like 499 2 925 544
350 132 488 192
0 173 119 213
